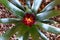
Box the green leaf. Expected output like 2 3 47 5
13 23 29 40
41 19 55 24
31 0 42 12
36 22 60 34
0 18 21 24
37 10 60 21
41 1 55 12
26 0 31 8
9 0 25 11
41 0 60 12
25 6 32 13
16 23 30 37
29 25 40 40
23 32 29 40
2 23 22 40
0 0 24 18
37 29 49 40
55 0 60 5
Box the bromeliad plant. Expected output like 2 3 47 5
0 0 60 40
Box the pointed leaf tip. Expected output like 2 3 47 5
32 0 42 12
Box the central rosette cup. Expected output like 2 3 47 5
22 13 35 27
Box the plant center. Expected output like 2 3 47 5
22 13 35 27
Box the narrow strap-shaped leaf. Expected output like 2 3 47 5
23 32 29 40
25 6 32 13
55 0 60 5
37 10 60 21
16 23 30 38
31 0 42 12
41 1 55 12
2 23 22 40
41 19 55 24
0 18 21 24
26 0 31 8
9 0 25 11
37 29 49 40
41 0 60 12
0 35 5 40
36 22 60 34
29 25 40 40
17 36 23 40
0 0 24 18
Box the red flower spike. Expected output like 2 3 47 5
22 13 35 27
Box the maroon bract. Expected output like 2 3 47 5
22 13 35 27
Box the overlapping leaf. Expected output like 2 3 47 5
37 29 49 40
36 22 60 34
0 0 24 18
0 18 21 24
26 0 31 8
29 25 40 40
37 10 60 21
32 0 42 12
9 0 25 11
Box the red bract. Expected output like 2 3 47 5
22 13 35 27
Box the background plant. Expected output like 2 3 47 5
0 0 60 40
